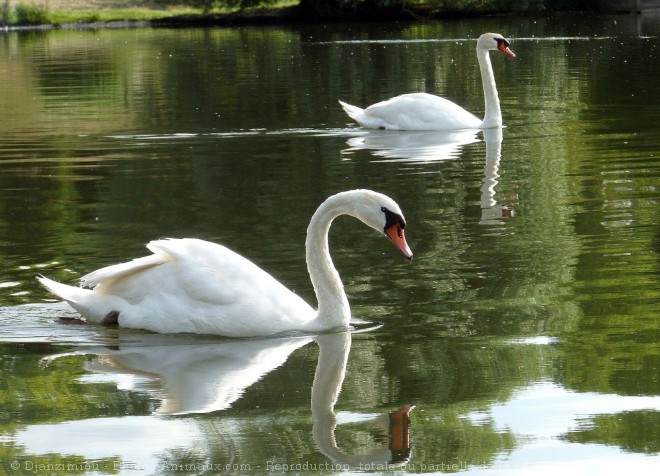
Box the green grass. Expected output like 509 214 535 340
46 8 199 25
2 1 301 26
2 5 199 26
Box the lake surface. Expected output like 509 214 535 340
1 13 659 475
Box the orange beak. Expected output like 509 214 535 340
385 223 413 260
498 43 516 57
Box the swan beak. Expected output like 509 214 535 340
498 43 516 57
385 224 413 260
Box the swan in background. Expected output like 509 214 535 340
339 33 515 131
38 189 412 338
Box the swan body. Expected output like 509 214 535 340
339 33 515 131
39 189 412 338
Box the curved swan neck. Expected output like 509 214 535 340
305 194 352 329
477 47 502 128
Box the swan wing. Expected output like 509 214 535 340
81 244 173 288
363 93 482 131
83 238 314 336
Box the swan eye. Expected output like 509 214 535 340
381 207 406 233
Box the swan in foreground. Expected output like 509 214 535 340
38 189 413 337
339 32 515 131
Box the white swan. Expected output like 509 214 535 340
38 189 413 337
339 32 515 131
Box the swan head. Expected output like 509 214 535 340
343 190 413 260
478 33 515 58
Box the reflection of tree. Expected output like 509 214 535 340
1 22 658 466
0 340 144 471
3 307 657 469
0 324 524 469
568 411 660 454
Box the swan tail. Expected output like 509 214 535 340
38 275 122 324
339 100 387 129
38 276 90 304
339 101 364 124
338 100 364 121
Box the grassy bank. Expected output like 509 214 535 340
2 0 602 27
1 1 192 26
1 1 300 26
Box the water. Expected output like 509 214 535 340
1 14 659 475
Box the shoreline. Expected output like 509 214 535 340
0 5 607 32
2 4 657 33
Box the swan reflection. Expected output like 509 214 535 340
312 332 413 468
45 330 413 468
480 128 515 225
342 129 480 163
47 333 312 414
342 128 514 224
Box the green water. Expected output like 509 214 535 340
1 14 659 475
